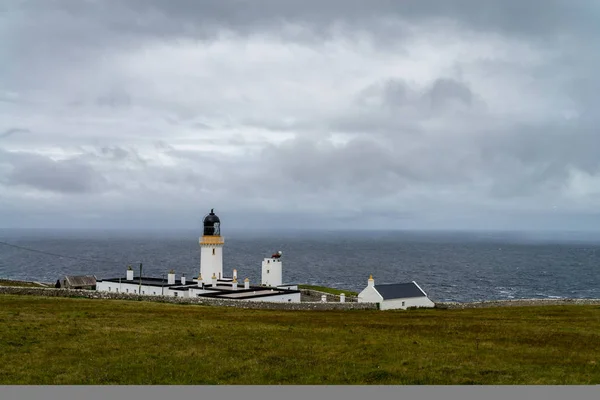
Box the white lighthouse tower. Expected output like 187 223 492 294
261 251 283 287
199 208 224 284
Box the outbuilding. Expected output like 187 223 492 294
60 275 97 290
357 275 435 310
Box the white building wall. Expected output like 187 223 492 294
97 281 172 296
357 286 383 303
188 287 219 297
277 284 298 290
261 258 282 287
200 242 224 283
379 297 435 310
245 292 301 303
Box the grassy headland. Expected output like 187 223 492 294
0 279 47 288
298 284 358 296
1 294 599 384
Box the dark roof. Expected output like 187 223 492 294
203 209 220 225
374 282 427 300
197 287 300 300
64 275 97 287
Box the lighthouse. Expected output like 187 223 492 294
199 208 224 284
261 251 283 287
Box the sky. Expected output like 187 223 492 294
1 0 600 231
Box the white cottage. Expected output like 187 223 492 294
357 275 435 310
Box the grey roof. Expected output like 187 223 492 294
374 282 427 300
197 287 300 300
64 275 97 287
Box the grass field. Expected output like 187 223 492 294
1 294 599 384
297 284 358 296
0 279 47 288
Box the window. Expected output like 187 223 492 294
142 291 145 294
116 288 119 293
153 292 156 295
212 248 215 255
108 287 111 292
126 289 129 293
174 292 178 297
402 301 405 306
134 290 137 294
267 270 270 274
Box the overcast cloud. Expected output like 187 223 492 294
1 0 600 231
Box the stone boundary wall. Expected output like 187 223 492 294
436 298 600 309
0 286 378 311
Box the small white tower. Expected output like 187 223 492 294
126 266 134 281
261 251 283 287
199 208 224 284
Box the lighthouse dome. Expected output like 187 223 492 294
203 209 221 236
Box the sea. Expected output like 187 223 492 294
1 228 599 303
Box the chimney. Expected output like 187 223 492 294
167 270 175 285
368 274 375 288
126 266 134 281
211 273 217 287
232 278 238 290
233 269 237 280
340 293 346 303
181 274 186 285
244 278 250 289
321 294 327 303
197 274 203 287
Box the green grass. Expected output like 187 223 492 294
298 284 358 296
1 295 599 384
0 279 47 288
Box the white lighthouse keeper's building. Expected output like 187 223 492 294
199 209 224 283
357 275 435 310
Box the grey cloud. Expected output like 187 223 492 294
96 90 132 109
326 77 483 136
2 1 600 230
427 78 473 110
10 0 600 60
1 151 107 194
0 128 29 139
50 0 600 39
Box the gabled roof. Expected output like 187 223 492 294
64 275 97 287
374 282 427 300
